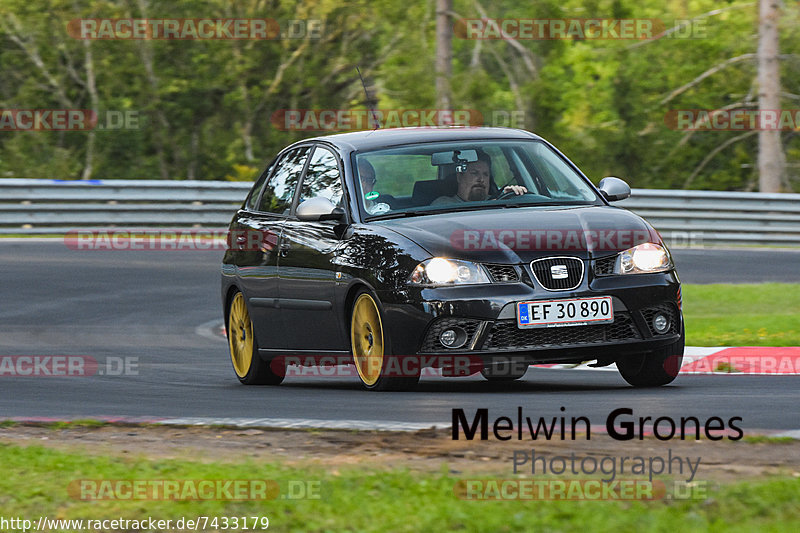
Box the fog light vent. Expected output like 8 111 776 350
420 318 483 353
640 303 678 337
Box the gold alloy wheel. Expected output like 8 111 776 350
351 293 385 386
228 292 254 378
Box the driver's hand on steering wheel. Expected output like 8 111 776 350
503 185 528 196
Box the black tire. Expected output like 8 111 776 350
227 290 284 385
617 333 684 387
350 288 419 391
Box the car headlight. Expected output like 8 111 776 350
408 258 491 286
617 243 672 274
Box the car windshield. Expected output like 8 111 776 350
353 140 603 220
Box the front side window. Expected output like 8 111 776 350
519 142 598 200
297 146 343 206
257 146 310 214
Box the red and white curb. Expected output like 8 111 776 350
536 346 800 375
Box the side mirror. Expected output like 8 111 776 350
296 197 345 222
598 177 631 202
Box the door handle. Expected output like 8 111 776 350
232 233 248 250
279 242 291 257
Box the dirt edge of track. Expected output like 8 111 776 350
2 423 799 483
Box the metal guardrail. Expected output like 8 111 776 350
618 189 800 246
0 179 251 233
1 178 799 246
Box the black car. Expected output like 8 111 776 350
222 127 683 390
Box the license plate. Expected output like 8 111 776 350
517 296 613 329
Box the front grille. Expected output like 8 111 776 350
484 264 519 283
530 257 584 291
640 303 679 336
420 318 482 352
594 256 617 276
482 312 640 351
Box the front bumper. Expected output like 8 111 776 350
379 269 682 365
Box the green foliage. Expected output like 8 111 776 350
225 164 260 182
0 0 797 190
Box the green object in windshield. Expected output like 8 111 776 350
365 191 379 200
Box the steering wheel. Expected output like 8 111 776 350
494 188 529 200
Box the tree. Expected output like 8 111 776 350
757 0 786 192
435 0 453 111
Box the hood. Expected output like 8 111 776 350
374 205 659 263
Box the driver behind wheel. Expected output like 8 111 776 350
431 150 527 205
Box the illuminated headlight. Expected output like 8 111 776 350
409 258 490 286
617 243 671 274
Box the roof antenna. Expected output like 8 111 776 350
356 66 380 130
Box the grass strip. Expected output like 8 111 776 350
683 283 800 347
0 443 798 532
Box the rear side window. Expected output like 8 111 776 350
245 161 274 210
257 146 310 214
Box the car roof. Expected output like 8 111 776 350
301 126 542 152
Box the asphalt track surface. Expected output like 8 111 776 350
1 241 798 431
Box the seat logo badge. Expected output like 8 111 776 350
551 265 568 279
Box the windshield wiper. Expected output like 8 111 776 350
366 210 430 220
367 203 506 220
499 201 596 208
